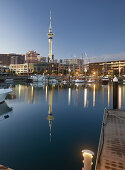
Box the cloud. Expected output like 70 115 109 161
90 52 125 63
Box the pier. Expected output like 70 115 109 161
95 108 125 170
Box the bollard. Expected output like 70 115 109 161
82 150 94 170
113 77 118 109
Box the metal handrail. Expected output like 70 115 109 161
95 108 108 170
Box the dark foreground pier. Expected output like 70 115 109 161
95 108 125 170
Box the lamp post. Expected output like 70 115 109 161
84 67 87 81
68 68 71 83
82 150 94 170
113 77 118 109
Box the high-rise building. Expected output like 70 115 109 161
48 11 54 63
0 54 25 66
26 50 40 63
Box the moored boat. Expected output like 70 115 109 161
49 79 58 84
61 80 68 85
29 74 46 82
74 79 85 83
102 77 109 85
5 78 14 83
87 79 95 83
0 88 13 103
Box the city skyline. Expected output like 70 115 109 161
0 0 125 59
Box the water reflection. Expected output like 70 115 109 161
108 84 110 107
45 86 48 102
84 88 88 108
93 84 95 107
11 84 125 110
1 83 125 170
47 87 54 143
119 86 121 109
0 102 12 121
68 88 71 105
30 82 45 88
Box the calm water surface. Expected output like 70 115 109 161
0 83 125 170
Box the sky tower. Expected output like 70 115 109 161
48 11 54 63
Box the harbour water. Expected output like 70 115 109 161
0 83 124 170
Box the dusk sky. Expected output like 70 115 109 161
0 0 125 59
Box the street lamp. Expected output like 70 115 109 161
68 68 71 83
84 67 87 81
82 150 94 170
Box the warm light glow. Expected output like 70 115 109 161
119 67 121 73
18 84 21 98
93 84 95 107
84 88 87 108
48 89 53 114
108 84 110 107
45 86 48 102
83 152 93 158
68 88 71 105
119 86 121 109
82 150 94 170
84 68 87 72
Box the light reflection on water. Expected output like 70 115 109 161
0 83 124 170
93 84 95 107
119 86 122 109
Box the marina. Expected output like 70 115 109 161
0 0 124 169
0 83 124 169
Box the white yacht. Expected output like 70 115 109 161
0 88 13 103
30 82 45 88
30 74 46 82
61 80 68 85
102 77 109 84
49 79 58 84
5 78 14 83
74 79 85 83
87 79 95 83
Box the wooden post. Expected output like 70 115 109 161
113 77 118 109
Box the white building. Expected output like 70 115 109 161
9 63 28 74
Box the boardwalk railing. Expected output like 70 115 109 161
95 108 108 170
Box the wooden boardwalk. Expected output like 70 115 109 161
95 109 125 170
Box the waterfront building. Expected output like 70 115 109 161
28 63 49 73
26 50 40 63
0 54 25 66
0 65 9 75
88 60 125 77
37 56 48 63
9 63 28 74
63 58 82 65
9 63 49 74
48 11 54 63
54 59 63 64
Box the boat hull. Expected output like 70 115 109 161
0 89 13 103
74 80 85 83
29 75 46 82
0 93 8 103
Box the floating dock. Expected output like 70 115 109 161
95 109 125 170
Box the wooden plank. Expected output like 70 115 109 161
95 109 125 170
